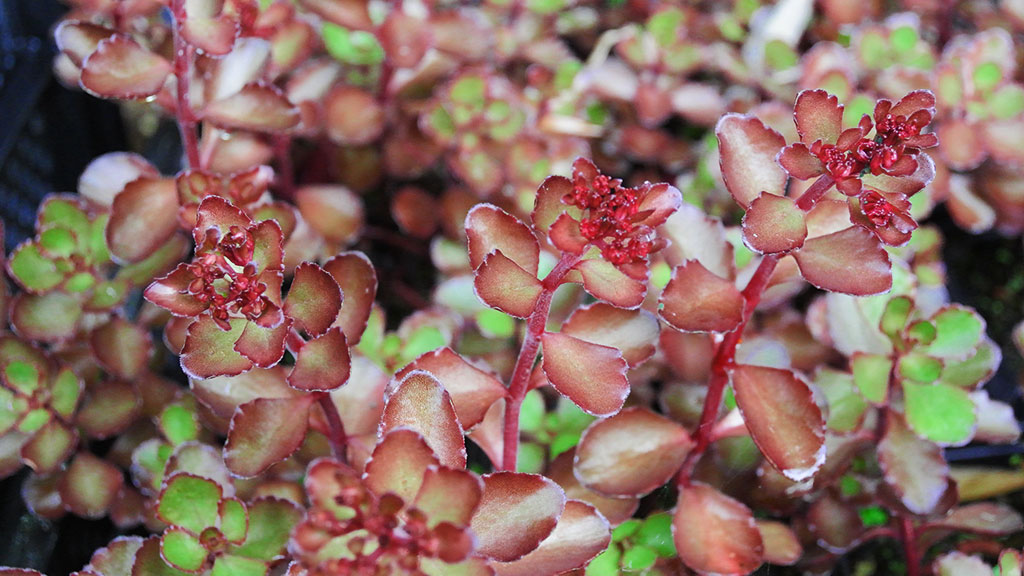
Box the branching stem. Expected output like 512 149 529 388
501 251 581 471
317 393 348 464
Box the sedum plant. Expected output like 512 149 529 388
1 1 1024 576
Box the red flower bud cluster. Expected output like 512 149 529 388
185 226 271 330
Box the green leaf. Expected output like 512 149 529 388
905 320 936 346
161 528 208 572
764 39 798 70
940 339 1001 388
160 404 200 446
450 76 486 107
858 505 888 527
585 545 621 576
890 26 917 53
8 243 63 293
211 554 267 576
48 367 81 420
63 272 96 293
635 513 676 557
519 389 545 434
926 306 985 359
219 498 248 543
612 519 640 542
989 84 1024 119
974 61 1003 93
398 326 446 366
4 361 41 396
898 352 943 384
525 0 565 14
880 296 913 341
476 308 516 339
851 353 892 404
549 431 581 460
322 23 383 65
158 474 222 534
232 498 301 561
647 8 684 47
18 408 51 433
622 544 658 571
39 227 77 258
903 382 976 445
816 369 868 433
859 31 887 68
516 441 546 474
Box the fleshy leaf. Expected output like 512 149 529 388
224 395 314 477
473 251 543 319
413 467 483 527
851 352 892 404
283 262 342 337
203 84 300 132
131 536 192 576
540 331 628 417
107 177 179 264
731 365 826 482
925 306 985 360
233 319 289 369
673 483 764 575
287 327 350 392
492 500 611 576
469 472 566 562
8 242 64 293
532 175 580 235
793 227 891 295
325 86 385 144
878 412 950 515
76 380 140 439
394 347 506 429
231 498 301 560
659 260 744 333
11 292 82 343
380 370 466 469
294 186 364 245
80 34 171 99
934 553 993 576
757 520 802 566
794 90 843 144
742 193 807 254
927 503 1024 536
815 368 867 433
575 407 692 497
364 429 439 504
716 114 787 208
323 252 377 344
144 264 207 318
161 528 208 572
158 474 222 533
90 318 151 380
466 205 540 275
573 258 645 309
180 317 253 379
220 499 249 543
903 382 976 446
562 303 659 367
60 452 123 519
210 555 266 576
21 421 76 473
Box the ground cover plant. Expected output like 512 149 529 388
2 0 1024 574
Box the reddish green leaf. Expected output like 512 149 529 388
82 535 145 576
180 317 253 380
233 318 290 369
815 368 867 433
182 14 237 56
204 84 299 132
7 242 63 293
130 536 191 576
925 306 985 360
878 412 950 514
673 483 764 575
90 318 151 380
731 365 826 482
294 185 364 245
323 251 377 344
364 429 439 504
742 193 807 254
540 331 628 417
806 496 862 553
573 258 645 309
794 90 843 144
562 303 659 367
76 380 141 439
59 452 123 519
21 420 77 473
161 527 208 572
190 366 296 420
532 176 580 235
55 20 115 67
716 114 787 208
395 347 506 430
575 407 692 497
380 370 466 469
77 152 157 207
144 264 207 318
492 499 611 576
107 177 179 264
794 226 891 295
80 34 170 99
757 520 802 566
546 452 638 526
473 250 543 319
10 292 82 343
413 466 483 527
288 327 350 392
851 352 892 404
926 503 1024 536
284 262 342 337
325 86 384 144
777 143 824 179
466 204 540 275
659 260 744 333
165 443 234 496
470 472 566 562
224 395 314 477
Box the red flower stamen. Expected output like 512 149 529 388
564 171 660 266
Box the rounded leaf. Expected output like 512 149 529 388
575 407 692 497
287 328 351 392
878 412 950 515
562 303 659 367
90 318 151 380
395 347 506 430
283 262 342 337
80 34 170 99
742 193 807 254
380 371 466 469
794 227 892 296
673 483 764 575
659 260 744 333
716 114 787 208
466 205 540 275
325 86 384 145
730 365 826 482
295 185 364 245
904 382 976 446
469 472 566 562
59 452 124 519
473 251 543 319
224 395 314 477
364 429 439 504
204 84 300 132
540 332 628 417
107 177 179 264
493 500 611 576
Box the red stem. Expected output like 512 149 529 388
794 174 835 212
900 516 921 576
317 393 348 464
273 134 296 201
171 0 200 169
501 252 581 471
676 253 779 486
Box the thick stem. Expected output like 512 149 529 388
676 254 779 486
794 174 835 212
171 0 200 169
317 393 348 464
501 252 580 471
900 516 921 576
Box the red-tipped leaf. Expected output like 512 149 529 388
224 395 314 477
673 483 764 575
380 371 466 469
469 472 566 562
540 332 628 417
659 260 744 333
